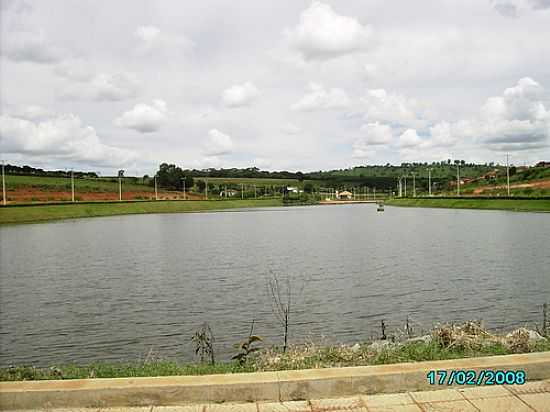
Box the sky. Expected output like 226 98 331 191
1 0 550 175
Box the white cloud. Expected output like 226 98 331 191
491 0 550 17
291 83 350 111
134 25 194 55
399 129 423 149
473 77 550 151
204 129 233 156
352 122 393 159
59 71 139 101
1 30 63 63
54 59 95 82
11 105 53 121
281 123 301 135
114 100 168 133
359 122 394 145
0 112 135 167
222 82 260 107
285 1 372 60
360 89 429 128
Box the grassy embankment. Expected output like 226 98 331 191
5 174 155 192
0 199 284 225
386 198 550 212
2 323 548 381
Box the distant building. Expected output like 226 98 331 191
220 189 238 197
336 190 353 200
286 186 300 194
536 161 550 168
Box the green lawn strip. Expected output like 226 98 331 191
385 198 550 212
0 199 285 225
6 175 154 193
2 340 548 381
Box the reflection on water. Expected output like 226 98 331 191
1 205 549 366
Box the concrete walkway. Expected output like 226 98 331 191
10 379 550 411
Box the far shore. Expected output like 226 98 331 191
385 197 550 213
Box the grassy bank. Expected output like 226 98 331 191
0 199 284 225
2 323 548 381
386 197 550 212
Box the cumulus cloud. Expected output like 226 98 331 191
134 25 194 55
114 100 168 133
281 123 301 135
285 1 372 60
54 59 95 82
491 0 550 16
291 83 350 111
10 105 53 121
59 70 139 101
352 122 393 159
473 77 550 151
1 30 63 63
222 82 260 107
360 122 393 145
360 89 429 128
0 112 135 167
399 129 423 149
204 129 233 156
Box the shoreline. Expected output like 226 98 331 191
385 198 550 213
0 199 285 226
2 197 549 226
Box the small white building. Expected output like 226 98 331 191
286 186 300 194
220 189 238 197
336 190 353 200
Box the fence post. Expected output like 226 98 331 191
544 302 549 337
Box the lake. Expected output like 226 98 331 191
1 204 549 367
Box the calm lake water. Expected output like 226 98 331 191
1 204 549 367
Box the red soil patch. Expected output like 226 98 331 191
472 179 550 194
4 189 205 204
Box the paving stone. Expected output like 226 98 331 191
458 385 510 399
517 393 550 412
257 401 311 412
362 393 416 407
154 406 206 412
206 402 258 411
468 395 533 411
367 405 422 412
508 379 550 395
310 396 366 411
419 400 477 411
408 389 463 403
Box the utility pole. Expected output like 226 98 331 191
241 183 244 200
1 160 6 206
71 169 75 202
398 178 402 198
182 178 186 200
456 164 460 197
154 175 158 200
427 168 432 197
254 184 257 199
411 172 416 197
506 153 511 197
205 178 208 200
119 175 122 201
404 176 407 197
373 187 376 200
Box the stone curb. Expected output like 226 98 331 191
1 352 549 410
